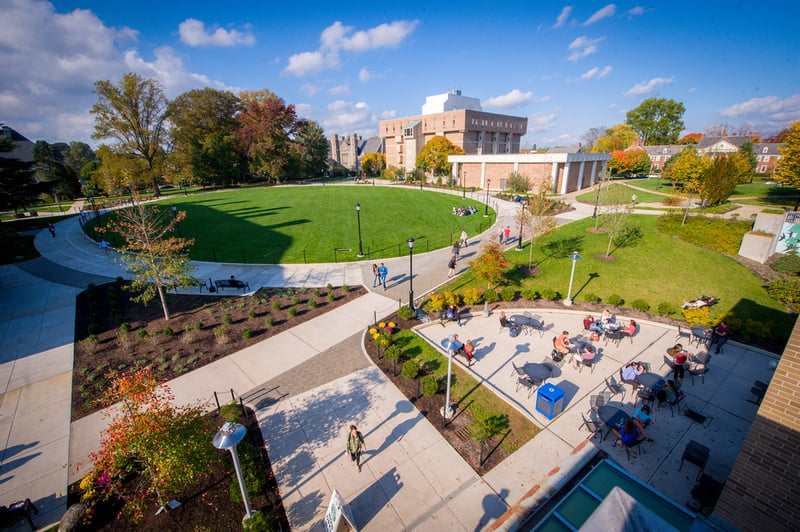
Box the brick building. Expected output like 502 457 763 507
715 315 800 529
379 90 528 175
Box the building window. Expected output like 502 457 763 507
762 147 769 153
760 166 767 173
663 148 668 154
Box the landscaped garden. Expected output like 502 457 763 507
84 186 495 263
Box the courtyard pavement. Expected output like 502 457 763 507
0 182 780 530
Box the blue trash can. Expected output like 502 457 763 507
536 383 565 420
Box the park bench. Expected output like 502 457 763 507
214 279 250 293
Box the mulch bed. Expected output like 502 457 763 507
73 282 364 420
67 407 289 531
364 313 510 475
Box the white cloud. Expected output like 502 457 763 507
554 6 572 28
719 94 800 123
542 72 560 80
178 18 255 47
294 103 314 120
284 19 418 76
625 76 675 96
329 83 350 95
535 95 551 103
688 87 696 93
609 103 617 109
300 84 321 97
359 67 373 82
627 6 644 17
323 100 375 133
583 4 617 25
123 47 237 96
567 36 605 61
379 109 397 120
483 89 534 109
526 112 558 133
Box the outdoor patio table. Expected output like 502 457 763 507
512 314 532 335
597 405 630 440
691 325 713 347
692 351 711 365
524 363 552 382
636 372 666 392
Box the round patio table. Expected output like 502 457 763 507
692 351 711 365
524 363 552 381
597 405 630 438
636 372 666 391
691 325 712 347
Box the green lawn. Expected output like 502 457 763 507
390 330 538 453
576 183 670 205
444 215 794 336
87 186 495 263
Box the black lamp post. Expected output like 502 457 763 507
592 175 604 218
88 196 102 229
171 204 182 238
484 179 491 217
355 203 364 257
516 198 527 250
407 237 415 310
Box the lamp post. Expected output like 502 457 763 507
484 179 491 217
516 198 527 250
407 237 415 310
441 335 455 423
170 204 182 238
213 423 253 520
564 251 581 306
592 175 603 218
355 203 364 257
88 196 102 229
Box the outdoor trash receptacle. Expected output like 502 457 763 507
536 383 565 419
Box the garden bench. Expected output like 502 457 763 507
214 279 250 293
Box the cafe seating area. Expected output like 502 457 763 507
413 307 777 513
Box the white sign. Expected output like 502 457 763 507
324 489 358 532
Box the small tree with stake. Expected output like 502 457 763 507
469 413 510 467
469 242 510 289
401 360 420 399
385 345 402 377
598 185 633 259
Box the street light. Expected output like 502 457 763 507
461 170 466 198
592 175 603 218
564 251 581 306
355 203 364 257
170 204 182 238
516 198 527 250
213 422 253 520
484 179 491 217
407 237 415 310
441 335 456 424
88 196 102 229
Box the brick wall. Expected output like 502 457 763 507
715 316 800 530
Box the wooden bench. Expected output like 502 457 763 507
214 279 250 293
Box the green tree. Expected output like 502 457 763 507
91 73 170 196
507 172 531 193
167 88 243 187
701 153 751 206
625 97 686 145
591 124 638 153
0 140 37 212
469 242 510 289
599 184 633 258
607 149 651 175
109 199 196 320
739 140 757 182
663 147 710 191
88 368 219 520
523 191 557 268
237 89 299 182
469 413 509 466
362 153 386 176
32 140 80 202
95 145 149 194
415 136 465 176
293 119 328 178
65 141 96 174
776 121 800 188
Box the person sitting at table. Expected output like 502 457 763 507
668 343 689 381
584 315 604 334
601 310 621 331
632 404 655 442
612 418 645 447
621 361 646 381
555 331 576 355
499 312 519 336
657 379 684 408
710 320 729 354
572 344 595 369
443 304 461 325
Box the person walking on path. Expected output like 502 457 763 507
100 238 110 255
447 255 457 277
372 264 380 287
47 223 55 238
632 193 638 206
503 226 511 244
452 241 460 261
460 229 468 247
378 263 388 290
498 227 504 243
346 425 366 473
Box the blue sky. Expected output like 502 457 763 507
2 0 799 148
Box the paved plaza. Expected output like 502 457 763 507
0 183 782 530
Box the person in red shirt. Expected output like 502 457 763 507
668 343 689 381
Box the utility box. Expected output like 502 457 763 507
536 383 565 420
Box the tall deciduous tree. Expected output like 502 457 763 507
701 153 751 206
293 119 328 178
739 139 757 182
581 126 607 151
663 147 710 189
415 136 465 176
109 200 196 320
237 89 299 182
469 242 510 289
599 185 633 258
167 88 243 187
607 149 651 175
523 191 557 268
507 172 531 193
625 97 686 145
92 73 169 196
65 141 95 174
590 124 638 153
678 133 703 145
776 121 800 188
95 145 149 194
362 153 386 176
32 140 80 202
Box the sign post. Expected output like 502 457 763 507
324 490 358 532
